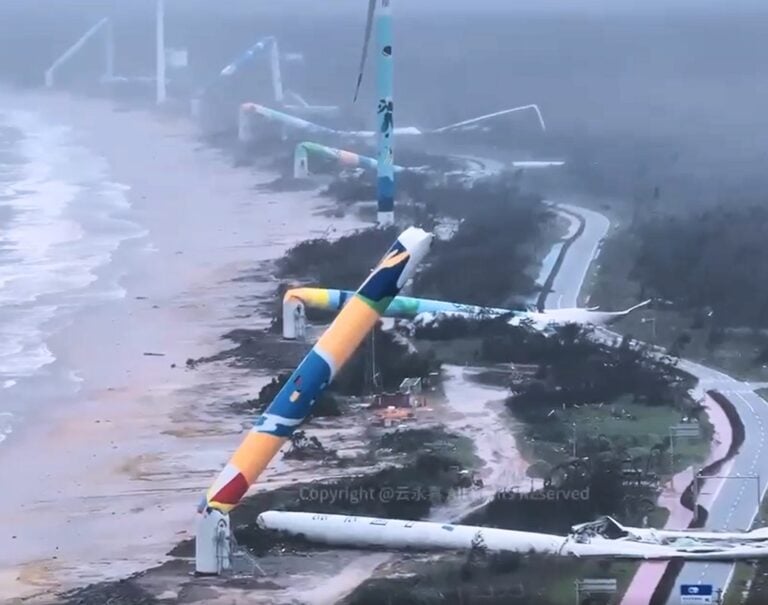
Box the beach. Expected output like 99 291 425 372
0 89 365 601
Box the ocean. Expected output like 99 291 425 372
0 99 145 445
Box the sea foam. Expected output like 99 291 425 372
0 109 145 406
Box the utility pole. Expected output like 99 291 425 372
692 467 699 523
669 422 700 488
572 422 577 458
105 19 114 81
156 0 167 105
371 328 377 392
669 434 674 480
641 316 656 342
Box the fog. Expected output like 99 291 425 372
2 0 768 205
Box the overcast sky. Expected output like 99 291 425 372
248 0 763 14
2 0 763 18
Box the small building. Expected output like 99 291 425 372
398 377 427 408
424 371 441 390
372 392 411 409
510 363 540 378
369 377 427 409
399 377 423 395
374 406 414 428
508 363 541 387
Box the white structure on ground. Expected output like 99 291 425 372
237 103 549 145
44 0 170 106
44 17 114 88
257 511 768 560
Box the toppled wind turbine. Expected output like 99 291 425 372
281 287 650 340
203 36 338 117
292 141 563 180
195 227 433 575
238 102 548 144
257 511 768 560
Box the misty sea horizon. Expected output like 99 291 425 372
0 97 146 446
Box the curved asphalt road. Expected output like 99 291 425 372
451 152 768 601
664 360 768 605
543 202 610 309
540 197 768 604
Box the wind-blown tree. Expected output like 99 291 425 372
414 180 551 306
632 204 768 327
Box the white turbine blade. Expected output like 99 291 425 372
432 104 547 134
353 0 377 102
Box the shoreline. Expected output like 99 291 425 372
0 89 368 601
1 89 731 605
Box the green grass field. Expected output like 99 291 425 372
517 399 712 479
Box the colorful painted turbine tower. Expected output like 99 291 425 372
195 226 433 574
376 0 395 226
281 287 514 339
354 0 395 226
293 141 399 178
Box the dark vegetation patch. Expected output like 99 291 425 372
633 204 768 328
276 226 399 290
261 174 555 385
378 428 469 456
187 327 306 372
416 316 693 400
343 558 545 605
465 455 655 534
329 323 440 396
504 325 693 418
411 182 551 306
229 372 342 418
55 576 158 605
223 428 473 553
344 553 632 605
321 151 460 204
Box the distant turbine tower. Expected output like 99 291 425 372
156 0 166 105
355 0 395 226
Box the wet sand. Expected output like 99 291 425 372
0 90 366 601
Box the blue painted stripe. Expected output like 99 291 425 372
377 176 395 212
253 415 296 438
376 0 395 217
312 346 338 379
256 349 331 427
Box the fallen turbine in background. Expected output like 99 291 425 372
505 299 652 331
293 141 412 177
201 36 338 118
575 516 768 546
292 141 564 180
237 102 548 145
281 286 650 340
